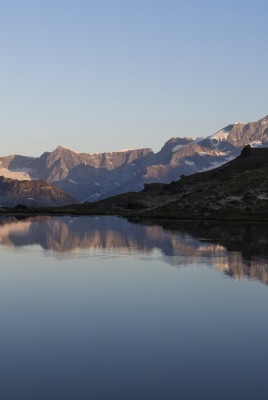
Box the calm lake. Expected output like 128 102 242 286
0 215 268 400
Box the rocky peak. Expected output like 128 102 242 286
156 137 195 164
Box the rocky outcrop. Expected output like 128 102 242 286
0 176 77 207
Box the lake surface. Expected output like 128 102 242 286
0 215 268 400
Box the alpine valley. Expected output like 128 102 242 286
1 114 268 207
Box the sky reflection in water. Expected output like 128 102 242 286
0 216 267 400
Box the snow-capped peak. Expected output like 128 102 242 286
209 129 230 142
57 146 79 154
171 137 204 153
115 148 139 152
172 144 187 152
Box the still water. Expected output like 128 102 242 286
0 215 267 400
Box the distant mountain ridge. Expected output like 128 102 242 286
1 114 268 202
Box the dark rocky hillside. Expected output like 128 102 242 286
59 146 268 221
0 176 77 207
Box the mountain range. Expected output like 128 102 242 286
1 114 268 205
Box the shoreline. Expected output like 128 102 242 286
1 208 268 224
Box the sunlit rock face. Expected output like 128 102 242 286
0 216 267 285
1 115 268 202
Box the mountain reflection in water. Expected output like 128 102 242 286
0 215 267 284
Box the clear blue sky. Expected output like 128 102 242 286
1 0 268 156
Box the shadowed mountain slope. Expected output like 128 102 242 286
0 176 77 207
60 146 268 221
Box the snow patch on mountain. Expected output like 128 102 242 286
116 148 139 153
199 155 235 172
193 137 204 144
185 160 195 166
172 144 187 152
58 146 79 154
209 129 230 142
249 140 262 147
